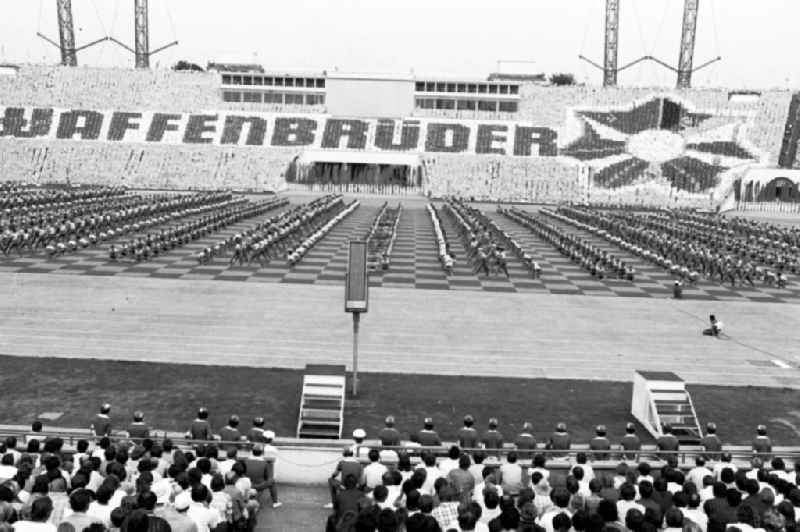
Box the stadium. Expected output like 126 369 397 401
0 0 799 531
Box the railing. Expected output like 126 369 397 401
736 201 800 214
289 183 424 196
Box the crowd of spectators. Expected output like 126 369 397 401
0 426 283 532
322 417 796 532
0 140 294 194
423 156 586 205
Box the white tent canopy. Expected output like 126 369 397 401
298 149 421 167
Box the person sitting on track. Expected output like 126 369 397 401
703 314 724 337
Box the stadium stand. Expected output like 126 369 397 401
1 66 796 207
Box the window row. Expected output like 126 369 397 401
415 98 519 113
221 75 326 89
222 91 326 105
415 81 520 95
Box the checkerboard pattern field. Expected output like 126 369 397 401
0 203 798 302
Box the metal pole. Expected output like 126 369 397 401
352 312 360 397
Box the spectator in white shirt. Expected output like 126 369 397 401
617 483 645 519
573 466 592 497
86 482 115 527
13 496 56 532
186 485 221 532
714 454 738 481
363 449 388 491
479 489 502 525
682 492 709 532
498 452 524 496
688 457 714 491
0 454 17 481
537 487 572 532
416 453 443 495
439 446 461 477
573 453 595 482
530 454 551 482
468 452 487 484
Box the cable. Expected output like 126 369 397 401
164 0 179 44
708 0 722 57
629 0 649 57
89 0 109 63
578 0 598 56
36 0 44 33
648 0 672 56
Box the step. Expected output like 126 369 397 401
651 392 688 402
298 428 340 439
301 408 341 420
302 385 344 397
304 375 346 387
299 419 341 427
301 421 342 431
302 397 342 408
655 403 693 413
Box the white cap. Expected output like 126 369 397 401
353 428 366 439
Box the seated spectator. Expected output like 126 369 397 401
13 496 55 532
664 508 685 532
364 449 388 492
498 452 524 497
448 455 475 502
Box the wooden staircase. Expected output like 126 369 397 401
631 370 703 444
296 364 346 439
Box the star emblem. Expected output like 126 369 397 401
560 97 758 192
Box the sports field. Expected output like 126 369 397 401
1 196 798 446
2 353 800 445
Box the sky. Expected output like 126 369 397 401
0 0 798 89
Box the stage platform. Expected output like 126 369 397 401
0 272 797 389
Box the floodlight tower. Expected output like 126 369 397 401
603 0 620 87
56 0 78 66
676 0 700 88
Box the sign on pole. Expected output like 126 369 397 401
345 241 368 313
345 241 368 396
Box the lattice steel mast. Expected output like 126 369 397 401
676 0 700 88
603 0 620 87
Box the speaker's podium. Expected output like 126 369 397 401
631 370 703 444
